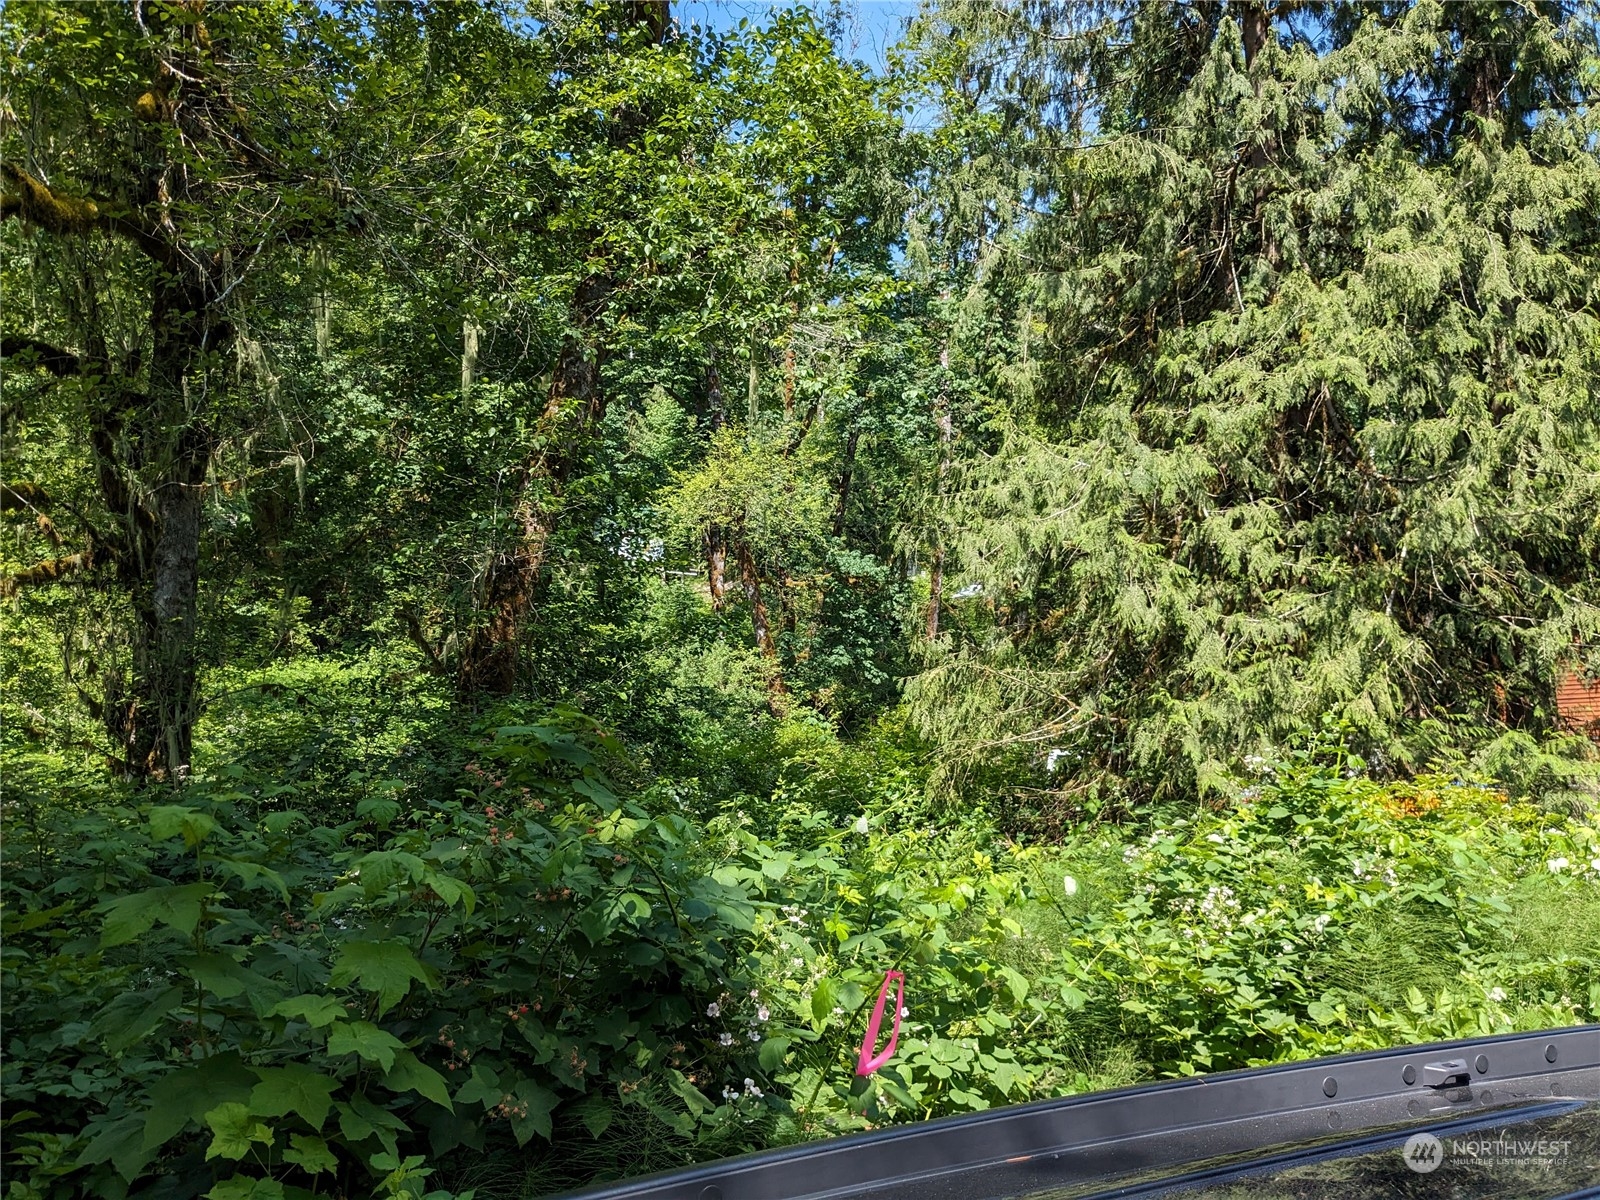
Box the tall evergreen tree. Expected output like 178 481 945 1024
906 0 1600 812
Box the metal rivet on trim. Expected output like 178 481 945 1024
1546 1044 1559 1064
1474 1054 1489 1074
1322 1076 1338 1098
1402 1065 1417 1085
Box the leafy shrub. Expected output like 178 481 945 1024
6 708 1596 1199
2 713 780 1199
1019 747 1600 1079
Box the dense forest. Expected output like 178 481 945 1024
3 1 1599 1197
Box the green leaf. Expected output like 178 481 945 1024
282 1132 337 1175
329 940 432 1015
97 985 187 1053
381 1049 453 1111
423 871 476 914
1000 965 1030 1004
205 1178 285 1200
576 1093 613 1139
77 1114 153 1182
261 811 305 835
185 952 277 1005
335 1093 407 1156
577 904 615 946
214 858 291 903
150 805 219 847
248 1064 339 1131
270 994 348 1029
624 941 663 966
509 1079 558 1145
327 1020 405 1071
453 1063 503 1109
759 1037 790 1071
100 882 214 947
592 1008 636 1047
142 1052 258 1152
810 978 837 1027
356 796 400 826
204 1102 274 1161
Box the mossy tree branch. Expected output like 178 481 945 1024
1 164 179 271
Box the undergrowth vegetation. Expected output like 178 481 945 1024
5 686 1597 1200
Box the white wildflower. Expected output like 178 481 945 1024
1488 987 1507 1003
719 1032 734 1046
1547 857 1570 873
757 1006 769 1022
706 1002 721 1017
852 815 869 834
1062 874 1078 897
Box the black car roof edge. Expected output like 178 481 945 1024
553 1024 1600 1200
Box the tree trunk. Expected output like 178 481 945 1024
313 247 332 358
461 316 480 397
701 348 730 610
784 256 800 418
735 536 785 710
127 456 205 774
832 426 859 538
457 281 607 695
747 327 761 423
707 525 729 612
98 267 222 779
1241 2 1269 71
454 1 666 694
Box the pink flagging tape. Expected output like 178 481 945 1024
855 970 905 1076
